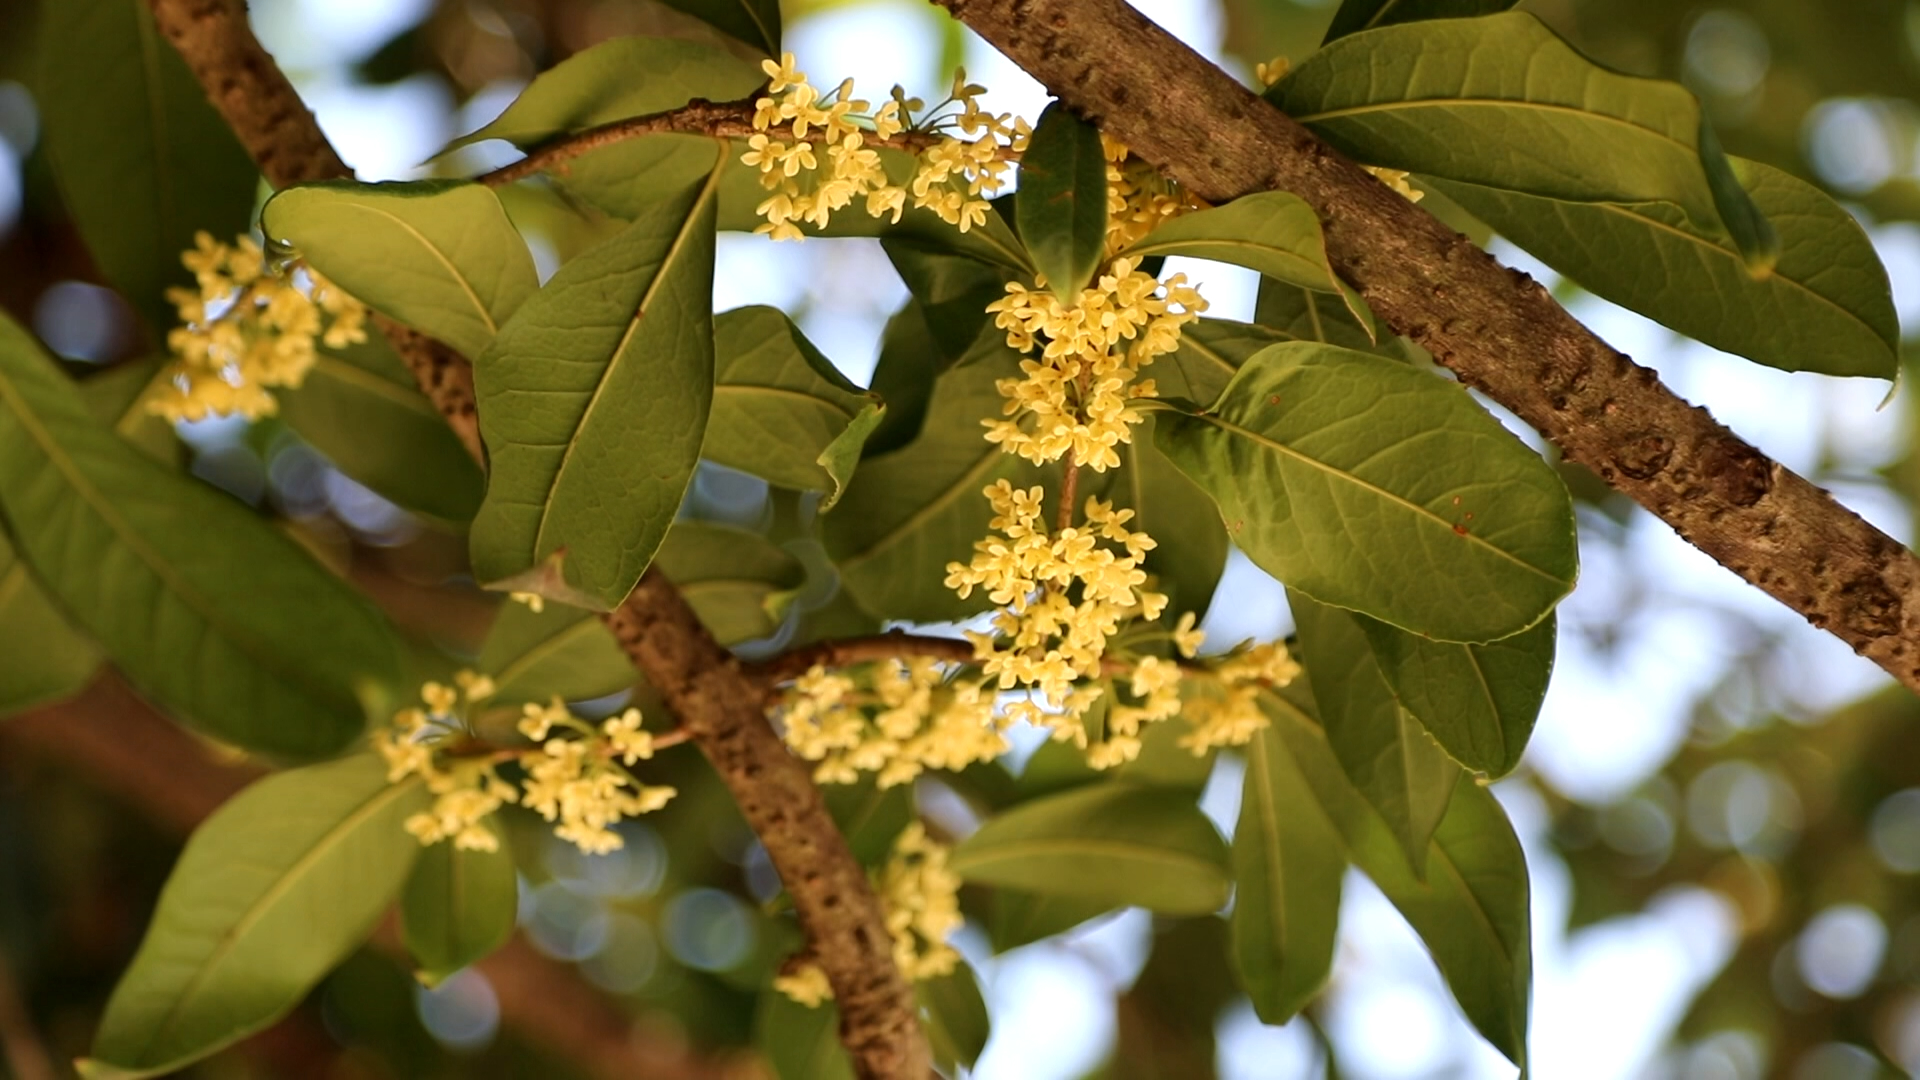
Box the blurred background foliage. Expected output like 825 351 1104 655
5 0 1920 1077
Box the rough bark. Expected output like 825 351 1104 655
0 676 746 1080
937 0 1920 693
145 1 930 1074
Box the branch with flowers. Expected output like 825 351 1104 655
2 0 1911 1078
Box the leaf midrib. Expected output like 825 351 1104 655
1194 411 1568 585
713 382 858 420
1295 98 1694 162
336 202 497 338
531 157 725 558
132 775 423 1064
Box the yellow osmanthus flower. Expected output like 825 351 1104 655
778 659 1007 789
1255 56 1291 88
744 54 1026 240
776 823 962 1006
150 231 367 422
1102 134 1204 256
1178 641 1304 753
983 257 1206 470
375 680 676 856
1362 165 1425 204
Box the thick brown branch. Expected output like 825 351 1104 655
145 1 928 1072
0 677 739 1080
604 575 929 1078
939 0 1920 693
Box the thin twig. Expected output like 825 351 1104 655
474 97 1020 190
0 945 55 1080
748 632 979 689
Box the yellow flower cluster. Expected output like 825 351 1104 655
983 257 1206 471
1103 135 1203 256
775 823 962 1006
744 54 1027 240
945 484 1166 756
778 658 1006 789
1177 640 1304 753
374 677 676 856
151 231 366 422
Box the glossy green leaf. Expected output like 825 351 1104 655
755 989 852 1080
825 346 1058 622
400 823 519 985
37 0 258 339
1359 610 1555 777
950 783 1230 914
1254 277 1398 357
1019 103 1111 296
77 360 185 467
655 0 782 56
1154 342 1577 642
1232 723 1345 1023
0 315 400 758
1322 0 1519 44
444 38 766 152
823 779 915 866
1428 157 1898 378
987 890 1116 952
1291 589 1459 874
1264 693 1531 1067
1270 12 1777 270
480 522 804 701
0 533 101 717
471 164 722 610
83 754 428 1078
708 306 884 505
882 237 1017 371
1157 317 1295 405
920 963 991 1070
277 338 485 521
1122 192 1367 325
262 181 537 362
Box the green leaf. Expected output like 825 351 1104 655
36 0 258 340
77 360 184 467
1427 157 1898 378
1264 694 1531 1067
883 238 1018 371
277 338 486 521
471 163 723 610
822 779 914 866
1154 342 1577 642
262 181 537 362
444 38 766 152
1122 192 1368 326
1254 277 1397 357
1018 103 1111 296
479 522 805 702
1157 317 1295 405
1270 11 1776 269
0 315 400 758
655 522 807 644
1322 0 1519 44
919 963 991 1070
0 533 101 717
824 346 1058 622
1290 590 1459 874
400 823 519 985
987 889 1116 952
1231 723 1345 1024
655 0 782 56
707 306 884 505
82 754 428 1078
479 601 636 705
1358 610 1555 778
949 783 1230 914
754 989 852 1080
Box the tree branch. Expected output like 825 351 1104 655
937 0 1920 693
145 2 929 1073
0 676 741 1080
747 632 979 690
